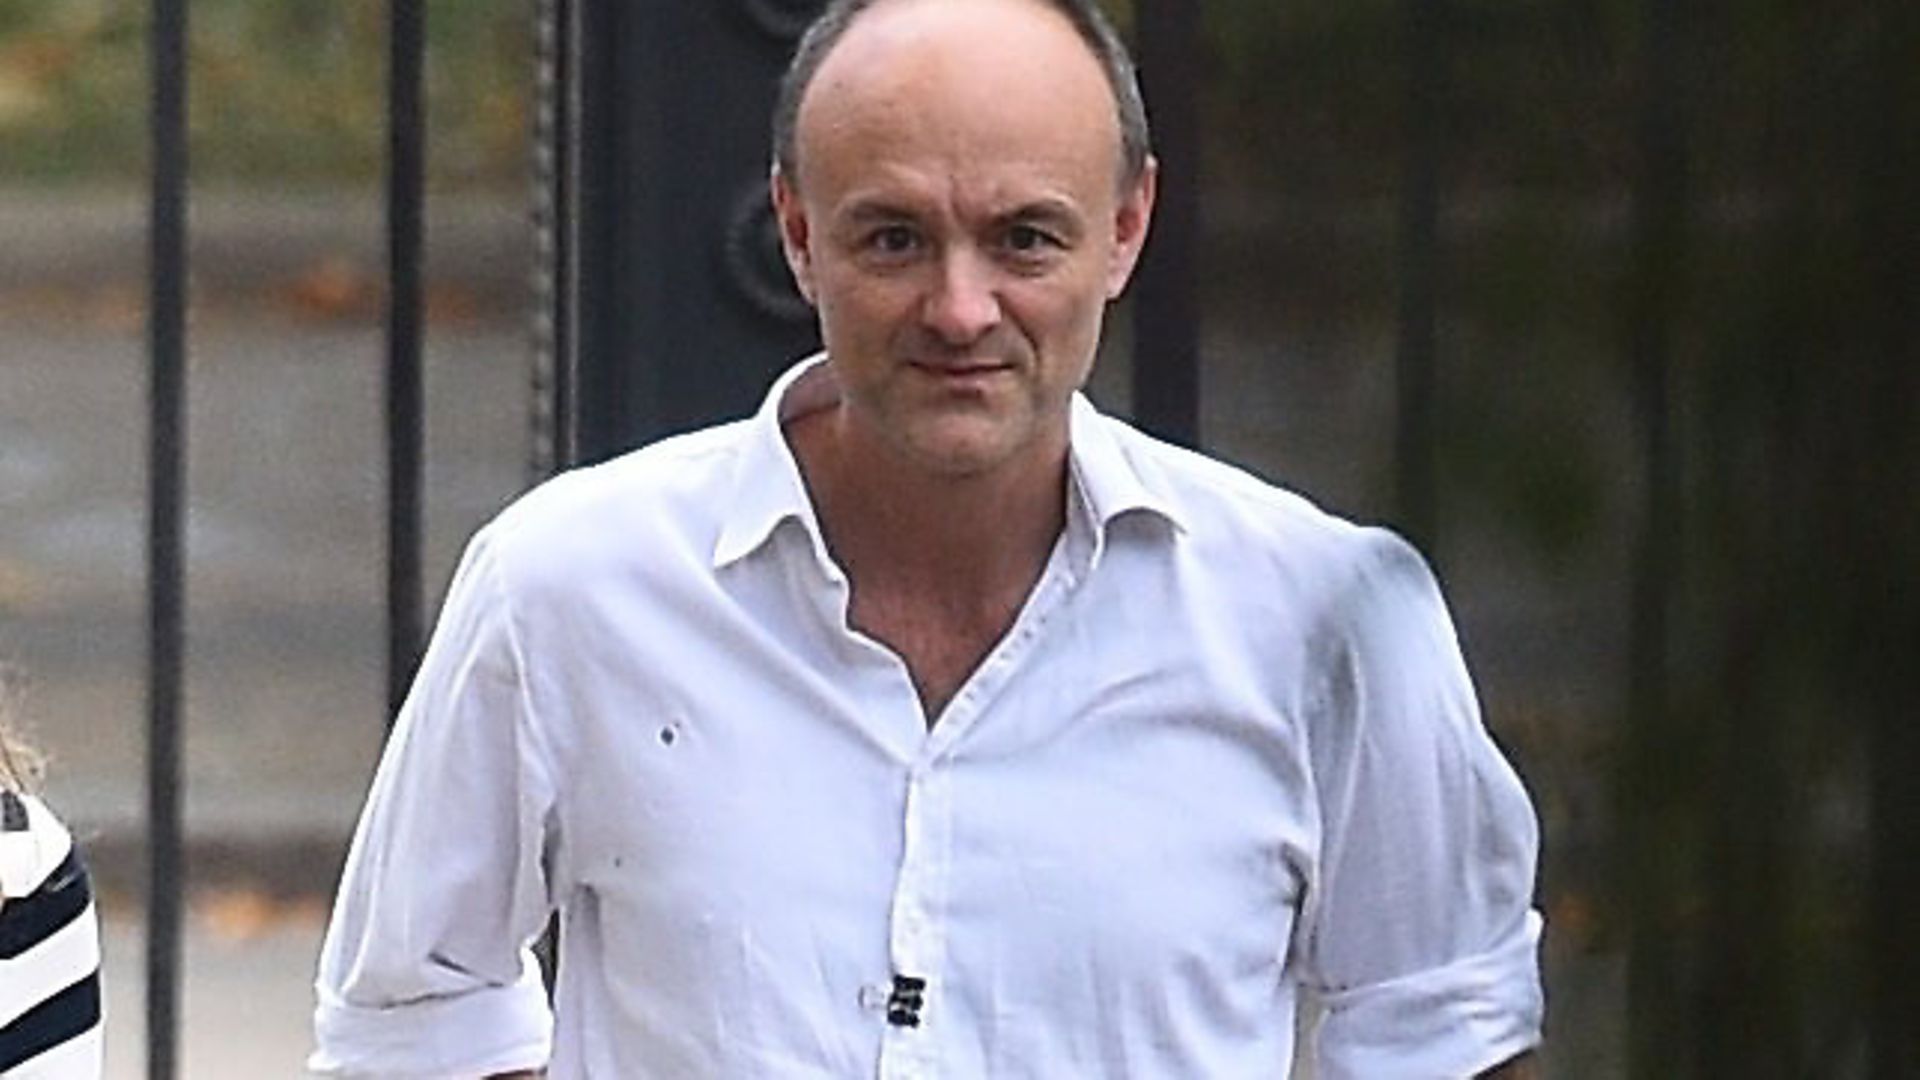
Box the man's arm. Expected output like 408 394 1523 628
1298 530 1546 1074
310 530 558 1077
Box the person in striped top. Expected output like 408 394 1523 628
1 714 102 1079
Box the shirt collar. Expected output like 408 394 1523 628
712 354 1186 572
712 354 836 571
1065 392 1186 546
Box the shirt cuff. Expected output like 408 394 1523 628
309 957 553 1078
1314 910 1544 1079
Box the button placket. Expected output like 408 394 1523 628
876 539 1079 1080
879 762 952 1078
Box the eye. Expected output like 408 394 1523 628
1000 222 1070 269
1006 224 1060 253
867 225 920 255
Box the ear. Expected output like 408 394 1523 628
771 167 818 306
1105 155 1158 300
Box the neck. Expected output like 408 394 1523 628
787 408 1068 613
785 404 1071 720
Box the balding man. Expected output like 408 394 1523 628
311 1 1545 1076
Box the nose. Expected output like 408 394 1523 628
921 249 1002 346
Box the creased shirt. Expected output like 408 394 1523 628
311 356 1544 1079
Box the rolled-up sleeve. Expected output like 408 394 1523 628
311 526 559 1078
1298 529 1544 1078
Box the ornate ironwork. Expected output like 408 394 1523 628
722 184 814 325
530 0 569 477
730 0 818 42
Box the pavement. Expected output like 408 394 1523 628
99 907 326 1078
2 187 1623 1076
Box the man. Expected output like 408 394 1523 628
312 0 1545 1076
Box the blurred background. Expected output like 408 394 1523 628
0 0 1912 1075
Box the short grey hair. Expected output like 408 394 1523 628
772 0 1152 188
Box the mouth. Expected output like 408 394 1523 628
909 359 1015 380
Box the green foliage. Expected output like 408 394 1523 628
0 0 146 177
0 0 529 185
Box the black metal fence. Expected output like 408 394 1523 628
129 0 1917 1076
143 0 186 1073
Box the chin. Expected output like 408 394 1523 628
898 420 1040 479
904 441 1012 478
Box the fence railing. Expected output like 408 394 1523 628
143 0 186 1073
127 0 1919 1076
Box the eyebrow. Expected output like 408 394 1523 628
833 194 1088 235
1000 199 1084 234
838 198 922 225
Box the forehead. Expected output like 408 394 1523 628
793 0 1120 197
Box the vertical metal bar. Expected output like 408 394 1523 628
1394 0 1443 553
387 0 426 721
569 0 606 460
1130 0 1201 449
530 0 560 480
529 0 576 996
1864 1 1920 1072
532 0 577 478
557 0 583 471
146 0 187 1071
1624 0 1687 1073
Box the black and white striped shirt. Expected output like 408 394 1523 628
1 790 102 1079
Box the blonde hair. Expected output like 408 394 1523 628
0 681 39 793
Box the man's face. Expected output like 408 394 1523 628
774 0 1155 479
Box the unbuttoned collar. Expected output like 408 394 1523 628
712 354 1185 577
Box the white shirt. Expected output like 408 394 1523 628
312 357 1544 1079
